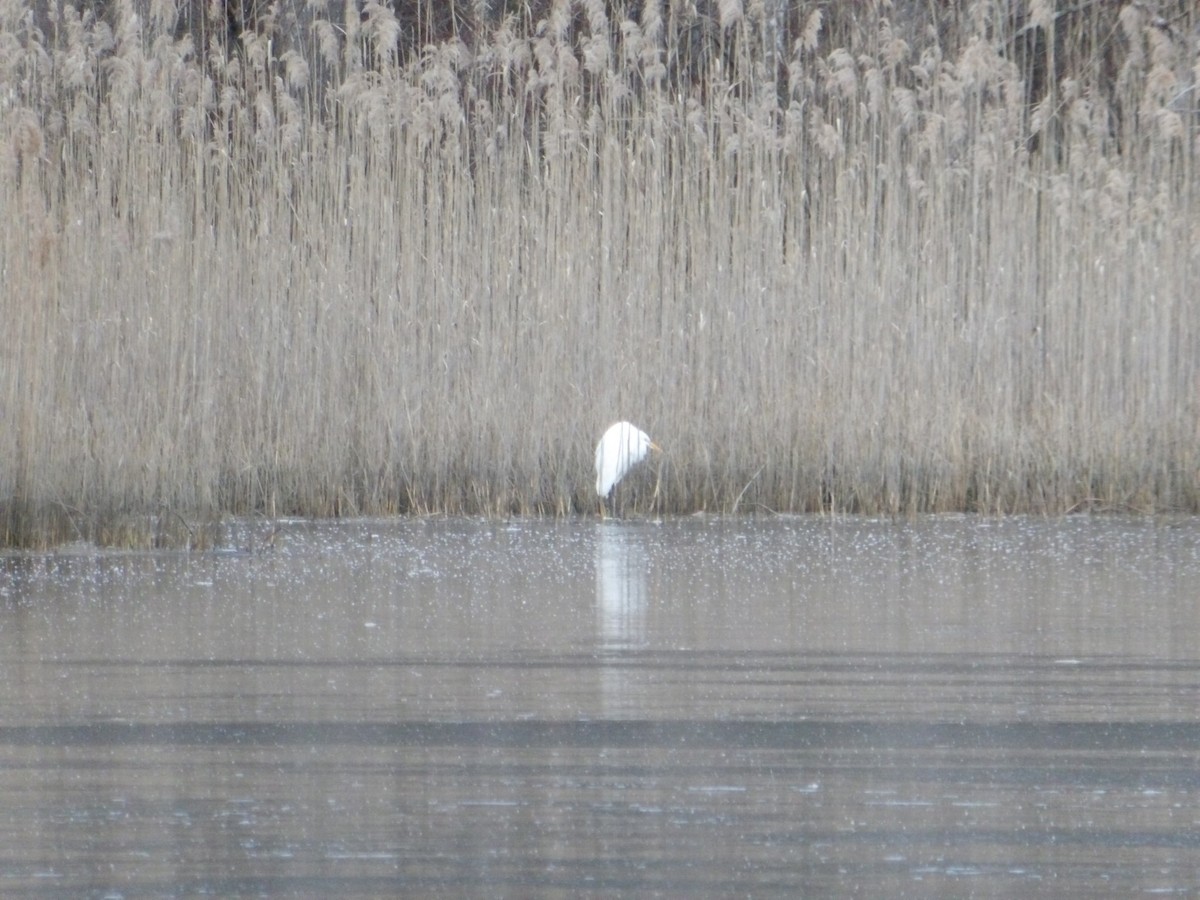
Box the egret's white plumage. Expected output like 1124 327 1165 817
595 421 660 500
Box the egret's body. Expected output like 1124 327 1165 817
595 421 660 516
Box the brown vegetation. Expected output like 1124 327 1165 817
2 1 1198 544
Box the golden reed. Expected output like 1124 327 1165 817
1 1 1197 545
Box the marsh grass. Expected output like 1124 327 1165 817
2 0 1198 545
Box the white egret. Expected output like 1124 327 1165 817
595 421 661 517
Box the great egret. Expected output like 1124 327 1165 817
595 421 661 517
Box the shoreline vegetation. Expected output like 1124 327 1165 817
2 1 1198 547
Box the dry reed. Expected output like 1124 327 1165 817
1 1 1198 545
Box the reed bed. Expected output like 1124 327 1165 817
2 1 1198 544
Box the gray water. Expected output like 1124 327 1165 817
1 515 1198 898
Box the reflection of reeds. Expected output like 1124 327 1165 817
2 2 1198 544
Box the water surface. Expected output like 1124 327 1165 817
1 515 1198 897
